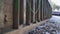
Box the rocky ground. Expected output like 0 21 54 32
27 15 60 34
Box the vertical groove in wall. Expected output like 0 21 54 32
26 0 31 25
20 0 24 25
13 0 18 29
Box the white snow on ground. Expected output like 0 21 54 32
27 15 60 34
49 15 60 34
50 15 60 29
50 15 60 23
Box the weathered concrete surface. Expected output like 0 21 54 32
0 0 4 28
3 0 13 29
0 0 13 28
5 19 49 34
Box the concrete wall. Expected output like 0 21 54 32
0 0 52 33
0 0 4 28
3 0 13 29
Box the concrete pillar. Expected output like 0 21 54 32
36 0 41 22
31 0 36 23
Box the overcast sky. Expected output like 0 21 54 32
51 0 60 6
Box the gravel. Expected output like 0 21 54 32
27 22 59 34
26 16 60 34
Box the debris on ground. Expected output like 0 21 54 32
27 21 60 34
